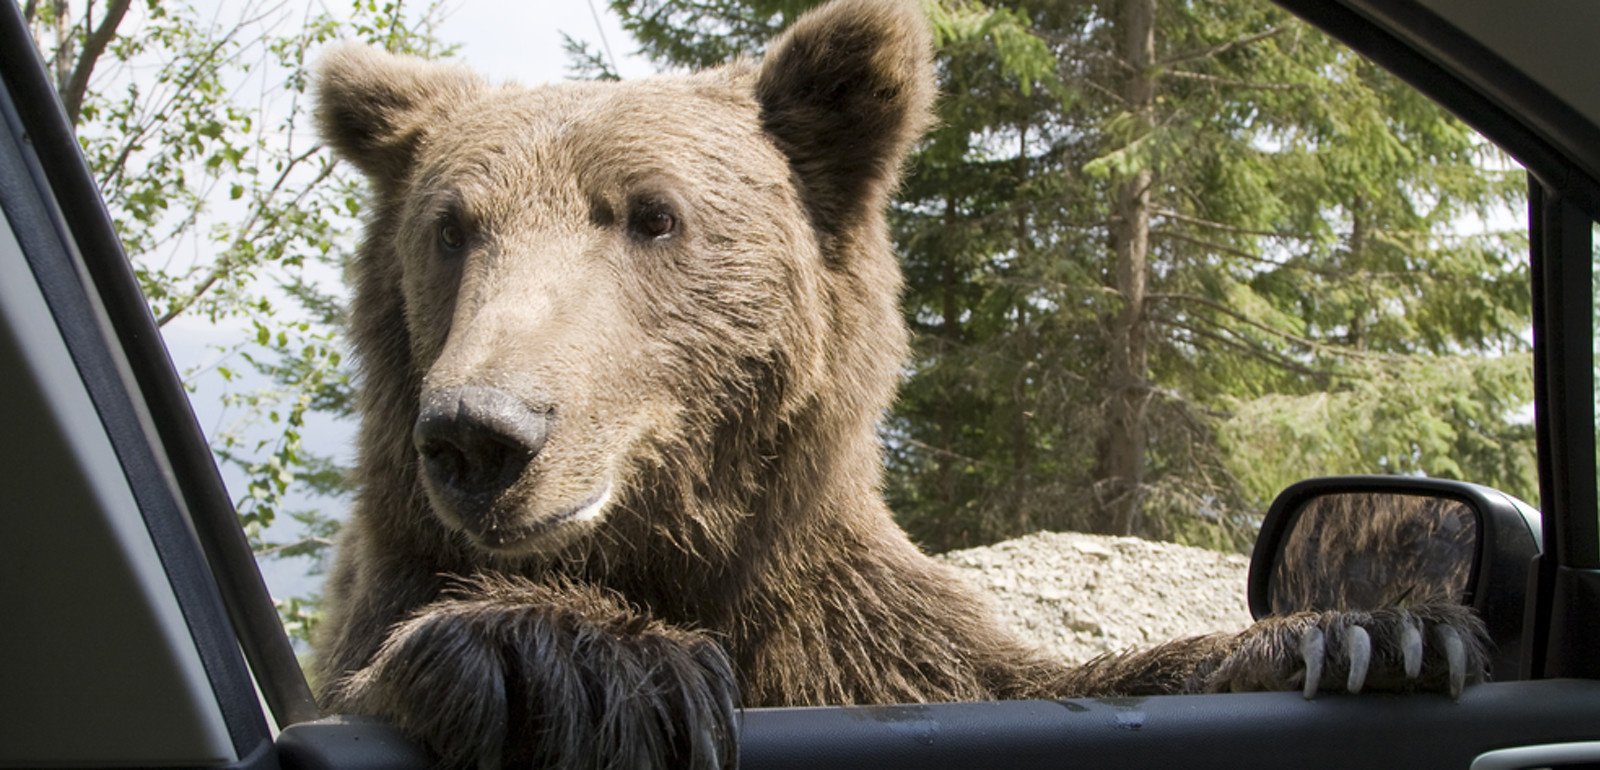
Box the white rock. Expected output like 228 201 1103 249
937 531 1253 666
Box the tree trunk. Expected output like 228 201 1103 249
1011 123 1034 530
936 194 962 536
1100 0 1157 536
51 0 72 97
1347 195 1368 351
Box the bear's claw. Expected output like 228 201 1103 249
1298 626 1325 699
1402 616 1424 679
1341 624 1371 695
1437 624 1468 699
1213 604 1488 699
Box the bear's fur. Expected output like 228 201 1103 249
312 1 1487 767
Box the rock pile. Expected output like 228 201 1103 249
939 531 1254 665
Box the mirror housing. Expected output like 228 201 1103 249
1248 476 1541 681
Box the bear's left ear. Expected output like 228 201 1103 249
756 0 935 239
314 44 484 188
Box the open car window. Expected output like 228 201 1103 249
3 0 1600 769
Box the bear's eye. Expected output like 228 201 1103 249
438 220 467 252
627 202 678 242
438 220 464 251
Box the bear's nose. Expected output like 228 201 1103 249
413 386 549 502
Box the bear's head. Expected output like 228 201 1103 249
316 0 933 559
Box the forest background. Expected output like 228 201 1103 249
25 0 1533 642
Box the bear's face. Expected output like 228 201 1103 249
317 0 933 558
392 78 824 555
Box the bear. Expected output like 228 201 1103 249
310 1 1488 767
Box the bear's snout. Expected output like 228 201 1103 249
413 386 549 514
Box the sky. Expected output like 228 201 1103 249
437 1 654 81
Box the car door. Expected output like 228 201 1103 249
3 0 1600 768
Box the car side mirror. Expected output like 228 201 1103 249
1248 476 1542 681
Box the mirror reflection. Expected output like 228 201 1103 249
1269 493 1477 615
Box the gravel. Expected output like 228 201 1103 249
938 530 1255 665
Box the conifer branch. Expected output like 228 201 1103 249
1157 26 1285 68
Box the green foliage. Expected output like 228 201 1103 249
562 32 623 81
610 0 800 67
611 0 1534 552
28 0 452 643
274 592 325 653
1220 354 1536 505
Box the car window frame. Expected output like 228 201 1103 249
0 0 318 732
6 0 1600 767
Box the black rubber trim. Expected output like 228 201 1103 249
1544 567 1600 681
277 717 433 770
1528 181 1600 680
1273 0 1600 220
271 681 1600 770
737 681 1600 770
735 680 1600 769
0 0 316 734
1529 183 1598 570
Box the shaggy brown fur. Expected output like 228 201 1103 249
311 1 1488 767
1272 493 1476 613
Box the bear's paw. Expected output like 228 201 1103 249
1207 604 1490 699
325 576 738 770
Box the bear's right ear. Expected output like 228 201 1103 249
314 44 483 185
756 0 935 240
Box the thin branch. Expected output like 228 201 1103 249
98 20 247 192
1151 291 1390 360
1158 226 1502 285
384 0 405 51
1151 316 1323 377
893 434 984 466
1164 69 1307 93
156 146 336 326
60 0 131 124
1157 26 1284 69
993 274 1120 299
254 535 336 558
1155 291 1313 345
1155 228 1340 276
586 0 621 76
1156 228 1279 263
1077 75 1127 107
1154 207 1304 239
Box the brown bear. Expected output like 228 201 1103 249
310 1 1487 767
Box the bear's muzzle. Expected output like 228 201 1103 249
413 385 549 520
